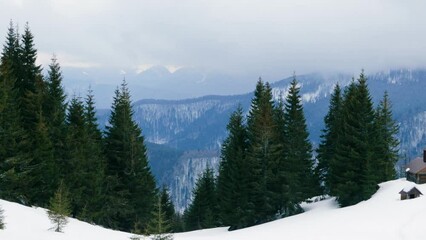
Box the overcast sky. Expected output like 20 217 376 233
1 0 426 99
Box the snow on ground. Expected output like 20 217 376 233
1 178 425 240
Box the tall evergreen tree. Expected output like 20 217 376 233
62 94 104 222
103 80 157 231
15 23 42 132
0 22 24 201
81 88 106 223
331 72 377 206
216 106 249 229
64 96 89 216
245 79 280 225
44 56 67 181
282 77 319 211
316 84 342 194
373 91 399 182
2 23 55 207
26 105 56 206
271 94 292 217
184 167 217 231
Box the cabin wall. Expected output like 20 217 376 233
417 173 426 184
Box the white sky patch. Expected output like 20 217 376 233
9 0 24 8
36 51 53 67
51 52 100 69
120 70 126 75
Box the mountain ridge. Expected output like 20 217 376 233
97 69 426 211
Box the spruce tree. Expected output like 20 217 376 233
354 72 377 200
44 56 67 181
373 91 399 183
3 23 54 207
48 180 71 233
316 84 342 194
184 167 217 231
159 186 180 232
330 80 359 205
332 72 377 206
216 106 249 229
82 88 106 223
245 79 280 225
0 22 24 201
64 96 89 216
27 106 56 206
103 80 156 231
271 94 292 217
282 77 318 211
15 23 42 132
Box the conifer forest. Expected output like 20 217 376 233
0 22 399 234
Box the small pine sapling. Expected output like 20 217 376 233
47 181 71 232
146 196 173 240
129 222 144 240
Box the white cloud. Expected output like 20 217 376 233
37 52 100 69
1 0 426 83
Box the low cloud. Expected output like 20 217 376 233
1 0 426 83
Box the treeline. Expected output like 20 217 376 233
0 22 179 234
184 73 399 231
0 20 400 234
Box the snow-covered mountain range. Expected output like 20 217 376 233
97 69 426 211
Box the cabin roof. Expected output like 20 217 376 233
407 157 426 174
399 186 423 195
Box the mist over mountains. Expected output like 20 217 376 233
62 66 259 108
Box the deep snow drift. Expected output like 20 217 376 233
0 179 425 240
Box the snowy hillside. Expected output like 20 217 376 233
1 179 425 240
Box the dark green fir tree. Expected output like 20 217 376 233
316 83 342 194
245 79 280 225
44 55 67 181
184 167 217 231
103 80 157 231
372 91 399 183
64 95 90 216
216 106 249 230
0 21 25 202
282 76 319 212
332 72 377 206
81 88 106 223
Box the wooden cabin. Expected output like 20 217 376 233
399 186 422 200
406 149 426 184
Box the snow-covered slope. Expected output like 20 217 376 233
1 179 425 240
